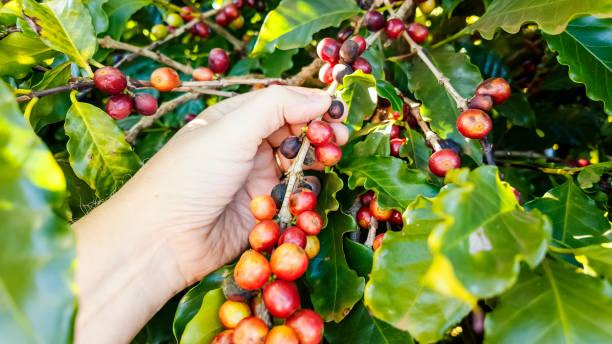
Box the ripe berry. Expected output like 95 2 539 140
192 67 214 81
286 310 324 344
179 6 194 21
340 40 360 64
215 11 230 26
428 149 461 177
326 100 344 119
166 13 183 27
234 250 271 290
337 27 353 43
296 210 323 235
278 226 307 249
390 210 403 225
373 233 385 251
385 18 405 39
351 35 367 55
233 0 245 8
270 183 287 208
184 113 197 123
266 325 299 344
352 57 372 74
280 136 301 159
249 220 280 252
306 120 334 146
419 0 436 15
315 142 343 166
191 22 211 39
390 125 400 139
318 63 334 85
105 94 133 119
151 67 180 92
468 94 493 112
365 10 385 31
356 206 372 229
224 4 240 21
475 78 511 104
369 198 392 221
316 38 340 64
250 195 277 220
133 93 158 116
390 138 405 157
94 67 127 95
233 317 269 344
456 109 493 139
211 330 234 344
360 190 375 205
289 190 317 216
270 243 309 281
218 300 251 328
263 280 300 318
407 23 429 44
208 48 230 74
151 24 169 40
305 236 320 259
332 64 353 83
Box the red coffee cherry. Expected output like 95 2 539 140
475 78 511 104
249 220 280 252
233 0 245 8
296 210 323 235
350 35 367 55
390 137 405 157
352 57 372 74
318 63 334 85
266 325 299 344
218 300 251 328
315 142 343 166
191 22 211 39
215 11 230 26
337 27 353 43
340 39 360 64
456 109 493 139
184 113 197 123
326 100 344 119
249 195 277 221
263 280 300 318
390 210 403 225
211 329 234 344
468 94 493 112
407 23 429 44
270 243 309 281
224 4 240 21
280 136 302 159
278 226 307 249
373 233 385 251
192 66 214 81
369 198 393 221
385 18 405 39
360 190 375 205
94 67 127 95
306 120 334 146
356 206 373 229
316 38 340 64
233 317 269 344
289 190 317 216
286 310 324 344
105 94 133 119
365 10 385 31
234 250 271 290
180 6 194 21
332 63 353 83
133 93 158 116
390 125 400 139
305 236 320 259
151 67 180 92
428 149 461 177
208 48 230 74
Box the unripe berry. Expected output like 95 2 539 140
151 24 169 40
229 15 245 30
218 300 251 328
305 236 320 259
270 243 309 281
234 250 271 290
365 10 385 31
250 195 277 220
280 136 301 159
215 11 230 26
211 330 234 344
192 66 214 81
278 226 307 249
315 141 343 166
475 78 511 104
318 63 334 85
286 310 324 344
468 94 493 112
105 94 133 120
316 38 340 64
296 210 323 235
306 120 334 146
340 40 360 64
407 23 429 44
360 190 375 205
233 317 269 344
419 0 436 15
332 64 353 83
390 210 403 225
373 233 385 251
350 35 367 55
151 67 180 92
356 206 373 229
263 280 300 318
390 125 400 139
289 190 317 215
166 13 184 27
191 22 211 39
326 100 344 119
428 148 461 177
390 137 405 157
224 4 240 21
385 18 405 39
133 93 158 116
266 325 299 344
369 198 393 221
249 220 280 252
336 27 353 43
456 109 493 139
94 66 127 95
208 48 230 74
352 57 372 74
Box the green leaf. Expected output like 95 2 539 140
251 0 360 55
338 71 377 133
28 62 72 131
261 48 298 77
84 0 109 34
348 123 392 159
400 129 431 175
362 42 385 80
365 197 470 343
525 179 610 248
103 0 151 39
495 91 535 128
574 244 612 281
0 32 56 78
485 260 612 344
325 301 414 344
55 153 97 219
469 0 612 39
0 80 75 343
376 79 403 112
343 238 372 279
544 17 612 115
65 99 142 199
577 161 612 189
427 166 552 302
135 130 173 162
340 155 438 210
179 288 225 344
21 0 96 72
305 211 365 322
316 171 343 227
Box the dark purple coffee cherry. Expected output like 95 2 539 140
340 40 360 64
327 100 344 119
280 136 301 159
332 64 353 83
270 182 288 208
365 10 385 31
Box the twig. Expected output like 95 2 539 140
286 59 324 86
174 88 237 97
16 79 94 102
430 28 469 49
0 25 21 39
396 0 414 18
364 218 378 248
129 77 283 90
202 18 245 53
402 97 441 151
494 150 560 162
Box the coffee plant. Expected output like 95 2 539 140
1 0 611 343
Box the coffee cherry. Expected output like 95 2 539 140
105 94 133 119
306 120 334 146
133 93 158 116
270 243 309 281
351 35 367 55
286 310 324 344
337 27 353 43
428 149 461 177
359 0 373 9
419 0 436 15
263 280 300 318
266 325 299 344
369 198 393 221
390 125 400 139
289 190 317 216
456 109 492 139
296 210 323 235
318 63 334 85
385 18 405 39
332 63 353 83
249 220 280 252
94 67 127 95
234 250 271 290
229 16 245 30
373 233 385 251
184 113 197 123
254 0 265 11
301 176 321 196
316 38 340 64
475 78 511 104
356 206 373 229
224 4 240 21
192 67 214 81
305 236 320 259
233 0 245 8
215 11 230 26
281 136 303 160
340 40 360 64
250 195 277 220
233 317 269 344
352 57 372 74
151 24 169 40
211 329 234 344
270 183 287 208
390 210 403 225
439 138 461 154
219 300 252 328
326 100 344 119
278 226 307 249
468 94 493 112
179 6 194 21
360 190 375 205
151 67 180 92
365 10 385 31
407 23 429 44
191 22 211 39
208 48 230 74
390 138 405 157
166 13 183 27
315 142 343 166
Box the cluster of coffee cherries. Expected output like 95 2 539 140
279 100 345 167
362 7 430 44
211 187 325 343
358 0 436 15
93 67 158 119
316 33 371 85
355 190 402 252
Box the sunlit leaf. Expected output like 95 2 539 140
179 288 225 344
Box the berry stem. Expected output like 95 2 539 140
363 218 378 248
15 79 94 103
402 96 442 151
430 27 469 49
202 18 246 53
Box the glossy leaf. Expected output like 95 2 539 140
65 99 142 198
179 288 225 344
343 238 372 279
485 260 612 344
495 91 535 128
347 123 392 159
470 0 612 39
261 48 298 77
525 179 609 248
0 81 75 343
0 32 56 78
362 42 385 80
28 62 72 131
338 71 378 133
103 0 151 39
252 0 360 55
316 171 344 227
305 211 365 322
577 161 612 189
84 0 109 34
400 129 431 175
376 79 403 112
574 244 612 280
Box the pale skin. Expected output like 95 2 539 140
74 86 349 343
